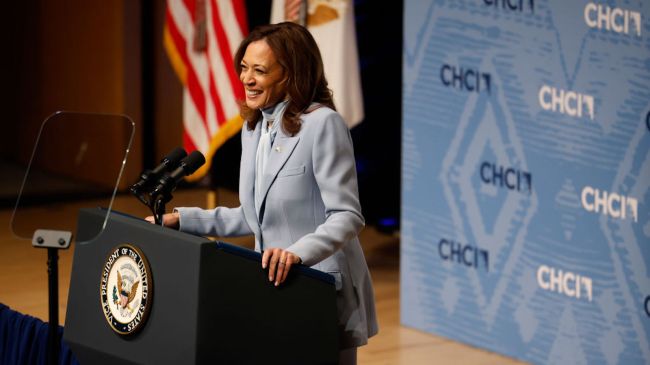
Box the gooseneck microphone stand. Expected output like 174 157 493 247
131 182 172 226
152 190 173 226
149 151 206 225
129 149 206 227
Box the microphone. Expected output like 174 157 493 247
151 150 206 200
130 147 187 202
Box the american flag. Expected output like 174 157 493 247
164 0 248 181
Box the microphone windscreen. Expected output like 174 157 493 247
164 147 187 164
182 151 206 175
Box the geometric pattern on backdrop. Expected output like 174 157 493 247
401 1 649 364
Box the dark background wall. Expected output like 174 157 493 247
2 0 402 231
3 0 146 189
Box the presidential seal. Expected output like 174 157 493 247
100 244 153 335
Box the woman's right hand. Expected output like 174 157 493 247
144 211 180 229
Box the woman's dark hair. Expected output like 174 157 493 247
234 22 335 135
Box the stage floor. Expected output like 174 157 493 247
0 187 526 364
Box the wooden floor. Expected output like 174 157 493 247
0 188 526 365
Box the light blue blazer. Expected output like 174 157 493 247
176 106 378 348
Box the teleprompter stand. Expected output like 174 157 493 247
32 229 72 365
10 111 136 365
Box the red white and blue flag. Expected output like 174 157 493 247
164 0 248 181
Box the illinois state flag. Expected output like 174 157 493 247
271 0 364 127
164 0 247 181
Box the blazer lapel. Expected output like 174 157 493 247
256 129 300 218
240 122 261 233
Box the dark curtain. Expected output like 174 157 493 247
0 303 79 365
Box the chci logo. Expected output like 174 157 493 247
100 244 153 335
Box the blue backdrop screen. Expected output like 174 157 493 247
400 1 650 364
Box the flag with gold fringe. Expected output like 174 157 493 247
164 0 248 181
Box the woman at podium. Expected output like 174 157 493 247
149 22 377 365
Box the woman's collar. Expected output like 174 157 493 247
260 100 289 123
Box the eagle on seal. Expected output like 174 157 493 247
117 271 139 309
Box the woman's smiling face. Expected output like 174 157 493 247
239 39 287 110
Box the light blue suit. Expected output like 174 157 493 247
176 106 378 348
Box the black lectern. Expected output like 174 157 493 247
63 208 339 365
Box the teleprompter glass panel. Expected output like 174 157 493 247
10 111 135 244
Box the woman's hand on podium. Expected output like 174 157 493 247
262 248 302 287
144 212 180 229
